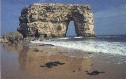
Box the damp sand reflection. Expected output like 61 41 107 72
1 44 92 79
1 43 126 79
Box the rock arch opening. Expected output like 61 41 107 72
66 21 76 37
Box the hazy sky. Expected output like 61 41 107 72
1 0 126 35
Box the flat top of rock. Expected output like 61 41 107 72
30 3 91 7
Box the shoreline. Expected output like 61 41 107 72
1 43 126 79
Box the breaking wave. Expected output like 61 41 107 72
74 36 83 38
31 39 126 56
58 37 70 39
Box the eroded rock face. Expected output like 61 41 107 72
17 3 95 37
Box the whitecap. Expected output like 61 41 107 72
58 37 70 39
30 40 126 56
74 36 83 38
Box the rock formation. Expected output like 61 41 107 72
17 3 95 38
0 32 23 43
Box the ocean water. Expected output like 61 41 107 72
31 35 126 56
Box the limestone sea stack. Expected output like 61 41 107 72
17 3 95 38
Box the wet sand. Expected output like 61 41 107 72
1 43 126 79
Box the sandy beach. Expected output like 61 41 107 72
1 43 126 79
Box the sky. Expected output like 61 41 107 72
1 0 126 35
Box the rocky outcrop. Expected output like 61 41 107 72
0 32 23 43
17 3 95 38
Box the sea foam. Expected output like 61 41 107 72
31 39 126 56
